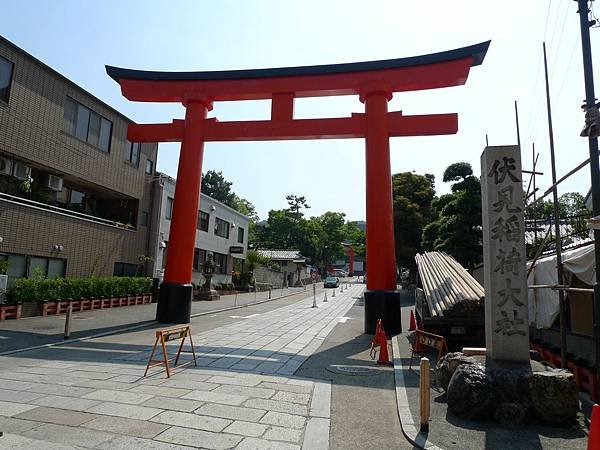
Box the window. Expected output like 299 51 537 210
214 217 230 239
238 227 245 244
113 262 141 277
197 211 209 232
64 97 112 152
126 141 140 167
140 210 149 227
166 197 174 220
193 248 206 271
69 189 86 206
0 56 14 103
145 159 153 175
1 253 65 287
213 252 228 274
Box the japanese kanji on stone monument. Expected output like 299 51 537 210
481 145 529 362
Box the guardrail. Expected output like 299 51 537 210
0 192 135 231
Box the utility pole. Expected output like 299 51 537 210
576 0 600 395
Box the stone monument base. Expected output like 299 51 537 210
195 288 220 301
436 352 579 427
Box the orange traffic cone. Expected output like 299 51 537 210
377 321 393 366
589 404 600 450
370 319 385 357
409 310 417 331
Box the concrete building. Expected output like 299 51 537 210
0 35 158 285
150 172 249 286
256 249 307 287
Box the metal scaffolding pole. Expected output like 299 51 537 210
576 0 600 391
543 42 568 368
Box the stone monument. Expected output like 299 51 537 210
481 145 530 361
436 146 580 427
196 252 220 301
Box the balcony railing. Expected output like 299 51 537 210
0 192 135 231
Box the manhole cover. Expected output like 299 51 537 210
73 316 93 320
327 364 386 376
33 326 56 330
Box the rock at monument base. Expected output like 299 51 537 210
435 352 479 392
494 402 528 427
528 371 579 425
447 364 495 420
444 352 579 427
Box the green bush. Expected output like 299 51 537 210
215 282 235 291
10 277 152 303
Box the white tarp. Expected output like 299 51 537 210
528 243 595 329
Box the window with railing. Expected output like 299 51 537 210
214 217 230 239
214 252 228 274
197 211 209 232
193 248 207 272
166 197 174 220
126 141 140 167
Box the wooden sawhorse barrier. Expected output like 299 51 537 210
144 325 197 378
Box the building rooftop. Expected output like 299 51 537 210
257 249 305 262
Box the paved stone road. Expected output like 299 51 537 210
0 285 329 354
0 284 363 449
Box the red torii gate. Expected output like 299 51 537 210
107 41 489 334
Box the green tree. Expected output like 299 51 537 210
392 172 436 270
316 212 346 267
286 195 310 221
201 170 236 206
342 221 366 259
422 162 482 270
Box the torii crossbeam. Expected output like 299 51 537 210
107 41 489 334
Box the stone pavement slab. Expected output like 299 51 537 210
13 406 98 426
142 395 204 412
0 433 80 450
0 400 39 417
154 425 243 449
21 422 115 447
82 415 169 438
0 283 364 449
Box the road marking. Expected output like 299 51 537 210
338 317 352 323
229 313 261 319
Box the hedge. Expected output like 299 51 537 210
9 277 152 303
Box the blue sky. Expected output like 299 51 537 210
1 1 597 220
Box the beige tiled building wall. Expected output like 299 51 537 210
0 35 158 277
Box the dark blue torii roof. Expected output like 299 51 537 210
106 41 490 83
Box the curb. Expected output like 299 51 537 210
391 335 444 450
0 287 324 358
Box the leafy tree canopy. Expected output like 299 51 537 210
201 170 258 222
443 162 473 182
422 162 482 270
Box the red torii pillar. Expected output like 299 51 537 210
106 41 489 334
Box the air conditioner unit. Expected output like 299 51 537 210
0 157 12 176
12 162 31 180
45 174 63 192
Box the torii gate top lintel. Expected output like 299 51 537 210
106 41 489 102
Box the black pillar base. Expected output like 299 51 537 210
364 289 402 335
156 283 193 324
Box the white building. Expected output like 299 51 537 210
149 173 249 285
